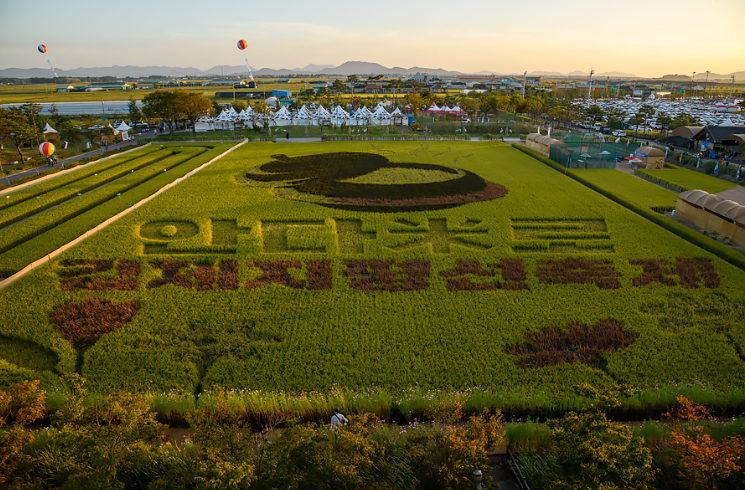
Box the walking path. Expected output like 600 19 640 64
3 132 157 184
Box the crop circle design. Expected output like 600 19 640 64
244 152 508 212
160 225 178 237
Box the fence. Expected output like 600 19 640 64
549 134 641 170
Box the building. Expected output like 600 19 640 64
84 82 131 91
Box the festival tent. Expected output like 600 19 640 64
390 107 408 126
294 105 315 126
314 104 332 123
351 105 372 126
194 115 215 132
450 105 466 115
271 105 293 126
330 105 350 127
371 105 393 125
213 110 233 130
42 123 58 134
114 121 132 140
426 103 441 113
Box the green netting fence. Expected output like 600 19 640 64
549 133 641 169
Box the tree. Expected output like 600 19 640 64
58 121 82 145
657 113 673 131
661 396 745 489
19 103 43 148
586 104 605 121
670 112 699 129
346 75 358 96
127 97 142 123
404 93 424 118
175 91 213 137
0 380 45 486
0 108 36 164
331 79 345 93
547 384 657 490
141 90 179 132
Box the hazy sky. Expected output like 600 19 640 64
1 0 744 77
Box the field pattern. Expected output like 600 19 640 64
1 141 745 405
0 144 233 277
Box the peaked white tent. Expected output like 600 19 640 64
294 105 315 126
42 123 58 134
194 115 215 132
331 105 350 127
273 105 293 126
371 105 392 125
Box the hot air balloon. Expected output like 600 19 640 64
237 39 247 50
39 142 55 157
38 44 47 53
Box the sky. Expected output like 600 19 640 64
1 0 744 78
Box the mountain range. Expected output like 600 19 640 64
0 61 741 81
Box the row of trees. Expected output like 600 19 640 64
139 89 213 136
1 376 504 489
3 378 741 489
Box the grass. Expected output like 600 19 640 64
635 167 738 194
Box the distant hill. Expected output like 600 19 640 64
1 62 739 80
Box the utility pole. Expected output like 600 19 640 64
729 75 736 102
521 71 527 98
587 69 594 101
605 76 609 100
704 71 710 99
690 72 696 101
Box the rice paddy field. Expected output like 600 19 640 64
1 140 744 414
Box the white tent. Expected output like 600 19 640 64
390 107 407 126
371 105 392 125
42 123 58 134
331 105 350 127
115 121 132 131
426 103 441 113
294 105 315 126
273 105 293 126
194 115 215 132
314 105 332 125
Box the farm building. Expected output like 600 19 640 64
525 133 564 156
665 126 703 148
674 187 745 248
84 82 131 91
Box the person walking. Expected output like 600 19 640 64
330 408 348 430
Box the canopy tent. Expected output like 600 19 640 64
194 115 215 132
114 122 132 131
42 123 58 134
426 103 441 113
371 105 392 126
314 105 332 121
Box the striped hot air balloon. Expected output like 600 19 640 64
237 39 247 50
38 44 47 53
39 142 55 157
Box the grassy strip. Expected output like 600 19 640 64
58 384 745 426
0 150 174 228
0 146 160 210
513 144 745 271
0 150 202 273
634 168 737 194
